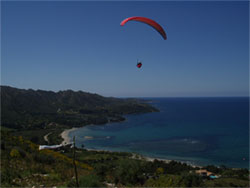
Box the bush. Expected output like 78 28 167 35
79 174 103 187
145 175 183 187
13 147 26 158
33 153 55 164
68 174 103 187
181 174 203 187
156 167 164 175
30 136 40 144
10 149 20 158
48 173 61 181
113 159 146 186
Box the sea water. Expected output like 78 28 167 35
69 97 249 168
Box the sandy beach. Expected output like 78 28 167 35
59 125 202 168
60 127 78 145
59 127 201 167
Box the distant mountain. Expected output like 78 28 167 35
1 86 158 129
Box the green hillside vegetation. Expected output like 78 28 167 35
1 130 94 187
2 129 249 187
1 129 249 187
10 128 64 145
1 86 158 130
1 85 158 145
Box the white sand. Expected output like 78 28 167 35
60 127 78 145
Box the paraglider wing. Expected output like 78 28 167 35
120 16 167 40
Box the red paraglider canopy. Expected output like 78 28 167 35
120 16 167 40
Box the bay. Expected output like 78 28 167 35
69 97 249 168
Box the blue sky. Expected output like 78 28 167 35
1 1 249 97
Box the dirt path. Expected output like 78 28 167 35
44 132 52 143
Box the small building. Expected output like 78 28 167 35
195 169 214 177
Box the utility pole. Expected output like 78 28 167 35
73 136 79 187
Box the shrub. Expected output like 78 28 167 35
33 153 55 164
13 147 26 158
48 173 61 181
10 149 20 158
68 174 103 187
113 159 145 186
1 168 17 185
78 174 104 187
30 136 40 144
156 167 164 175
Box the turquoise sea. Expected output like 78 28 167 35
69 97 249 168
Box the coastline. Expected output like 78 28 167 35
60 127 78 145
59 116 129 145
60 127 201 168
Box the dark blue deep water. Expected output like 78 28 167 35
70 97 249 168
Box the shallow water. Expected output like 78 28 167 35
69 97 249 168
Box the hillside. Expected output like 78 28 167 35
1 86 158 130
1 129 95 187
1 129 249 187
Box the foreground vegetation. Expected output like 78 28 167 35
1 130 93 187
1 129 249 187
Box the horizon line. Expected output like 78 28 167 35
1 85 249 98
